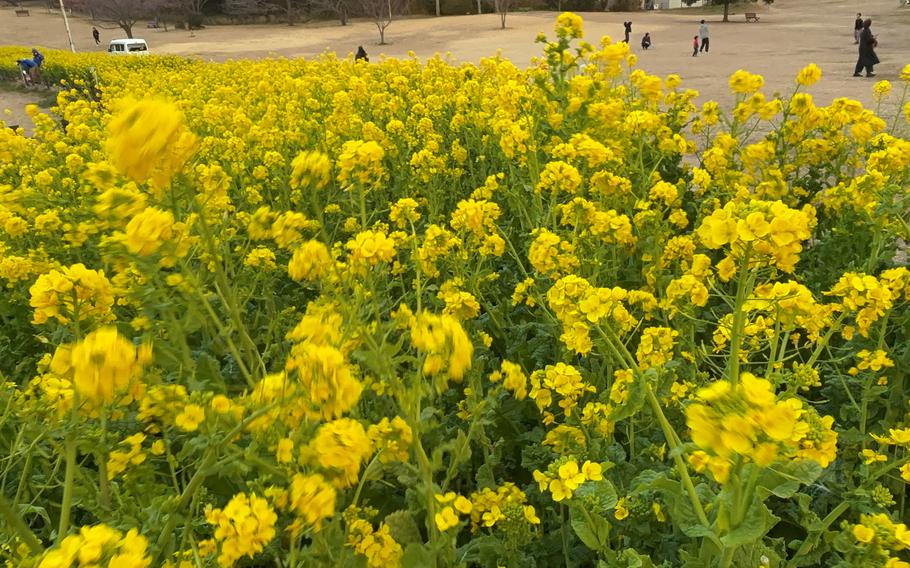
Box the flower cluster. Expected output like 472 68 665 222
203 493 277 567
686 373 837 483
38 525 150 568
2 14 910 568
533 458 603 501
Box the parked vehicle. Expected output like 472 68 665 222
108 39 150 55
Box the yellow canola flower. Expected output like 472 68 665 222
174 403 205 432
122 207 174 256
795 63 822 87
310 418 373 488
51 327 144 407
106 98 197 188
853 524 875 544
368 416 413 463
336 140 386 189
29 264 115 325
435 506 460 531
728 70 765 94
346 519 403 568
874 80 893 100
38 524 151 568
204 493 276 568
685 373 837 481
289 150 332 190
288 240 334 281
346 230 397 266
288 473 337 531
409 312 473 382
555 12 584 39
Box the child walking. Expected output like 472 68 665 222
692 36 699 57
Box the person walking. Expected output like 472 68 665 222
698 20 709 53
623 21 632 43
854 13 863 44
92 27 100 45
854 18 879 77
692 36 699 57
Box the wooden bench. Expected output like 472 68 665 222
745 12 760 22
15 8 29 16
147 20 160 28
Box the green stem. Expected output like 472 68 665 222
153 450 218 563
720 546 735 568
806 311 847 367
57 432 77 542
98 415 110 510
726 249 754 387
350 453 382 509
859 374 875 435
0 492 43 554
645 385 711 530
414 435 439 568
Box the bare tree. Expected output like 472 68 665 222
310 0 350 24
686 0 732 22
358 0 405 44
161 0 211 26
494 0 511 28
262 0 310 25
73 0 150 38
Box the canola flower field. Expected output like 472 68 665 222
2 12 910 568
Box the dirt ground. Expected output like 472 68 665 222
2 0 910 120
0 89 38 130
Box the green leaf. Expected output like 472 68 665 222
191 352 225 393
384 510 422 545
475 461 496 490
575 478 618 510
756 460 822 500
401 543 433 568
455 535 505 564
650 478 716 540
599 549 658 568
720 501 779 547
570 505 611 551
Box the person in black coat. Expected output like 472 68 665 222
355 46 369 62
623 21 632 43
853 19 879 77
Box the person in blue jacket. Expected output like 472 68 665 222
16 48 44 84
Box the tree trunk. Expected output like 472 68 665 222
286 0 294 24
722 0 729 22
123 22 133 37
435 0 440 15
340 8 347 24
476 0 481 13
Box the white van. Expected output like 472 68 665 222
108 39 150 55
